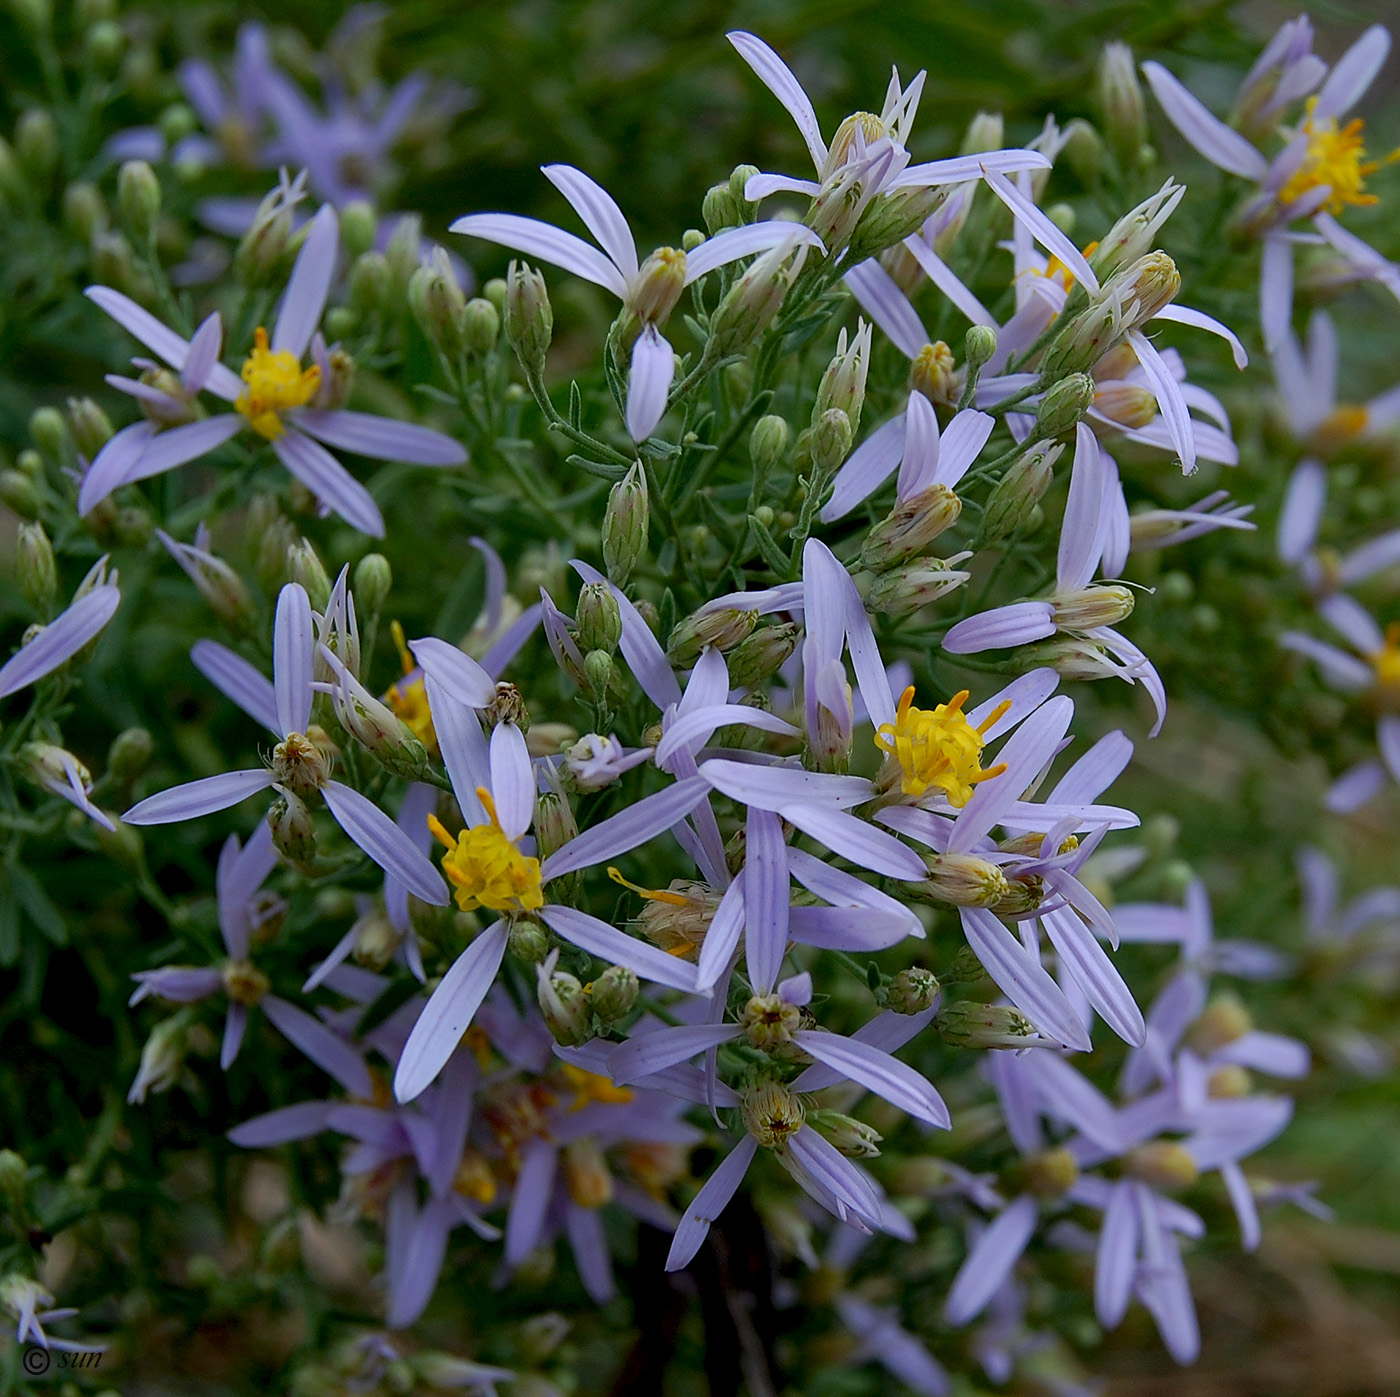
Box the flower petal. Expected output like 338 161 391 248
727 31 827 171
273 429 384 536
794 1029 949 1128
190 640 279 735
626 324 675 441
408 637 496 708
666 1134 758 1270
272 204 338 359
290 408 466 465
541 163 638 279
450 213 629 299
123 769 273 824
944 1195 1038 1324
541 905 700 991
0 585 121 699
323 781 449 906
539 777 710 882
262 993 372 1097
1140 61 1269 179
273 581 314 736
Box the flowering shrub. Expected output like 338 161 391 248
1 3 1399 1393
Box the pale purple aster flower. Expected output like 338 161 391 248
1295 845 1400 950
1142 24 1396 343
562 733 654 791
944 425 1167 734
834 1294 949 1396
82 202 466 534
1279 591 1400 810
392 652 714 1102
1277 455 1400 595
21 742 115 831
123 582 449 906
728 31 1049 211
0 561 120 700
451 165 826 440
1129 489 1255 557
1 1276 106 1356
1272 310 1400 448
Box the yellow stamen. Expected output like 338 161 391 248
386 631 437 754
430 790 544 914
607 866 690 907
875 686 1009 805
1278 99 1398 216
235 326 321 440
1371 622 1400 697
561 1063 634 1111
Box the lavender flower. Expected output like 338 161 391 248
0 560 120 701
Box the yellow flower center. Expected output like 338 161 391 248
384 620 438 753
561 1063 634 1111
1371 623 1400 698
428 790 544 915
825 111 891 176
1278 99 1396 216
875 686 1009 805
236 326 321 440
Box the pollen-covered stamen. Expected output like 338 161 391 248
561 1063 634 1112
428 790 544 915
269 730 331 795
740 1079 806 1149
875 686 1010 804
236 326 322 440
384 620 437 753
608 868 719 958
1278 99 1397 216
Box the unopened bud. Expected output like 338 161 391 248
729 163 760 207
15 108 57 182
809 407 853 476
268 790 317 865
1033 635 1121 682
1034 373 1096 438
703 182 740 235
1093 381 1158 428
582 648 613 696
91 229 137 293
740 1079 805 1148
408 247 468 359
602 462 649 587
573 584 620 657
960 110 1005 155
338 200 376 259
537 960 593 1047
348 250 390 322
29 406 68 463
1061 118 1106 186
67 396 114 459
917 852 1011 908
16 521 56 612
626 247 687 324
1097 42 1148 167
128 1015 189 1103
750 414 789 474
507 918 551 963
505 261 553 376
727 622 799 688
1051 584 1134 631
861 484 962 570
812 1110 882 1158
935 1001 1041 1048
588 964 639 1024
235 183 296 284
117 159 160 245
62 180 106 241
352 553 392 615
0 470 38 517
1023 1145 1079 1196
285 538 331 613
865 556 972 618
847 185 946 264
382 214 422 298
813 323 872 436
946 943 995 988
1089 180 1184 282
667 605 757 663
107 727 153 781
886 967 940 1015
462 296 500 357
533 788 578 867
708 235 809 354
1124 1141 1198 1189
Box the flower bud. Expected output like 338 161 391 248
886 967 940 1015
1032 636 1122 682
667 606 757 664
935 1001 1040 1048
346 250 389 324
740 1079 805 1148
809 407 853 476
128 1015 189 1103
847 184 946 264
0 1150 28 1210
1186 993 1253 1054
279 540 329 616
583 648 613 696
575 581 622 655
946 943 995 988
1097 42 1148 168
1124 1141 1199 1189
235 182 296 284
1061 118 1106 186
602 461 649 587
268 790 317 865
729 163 760 208
507 917 551 963
860 483 962 570
408 247 468 359
813 322 872 436
1034 373 1096 438
107 727 153 781
1088 180 1184 282
62 179 105 241
702 182 740 235
505 261 553 376
462 296 500 357
537 959 593 1047
533 787 578 868
959 110 1005 155
727 622 799 688
626 247 687 324
708 235 809 354
66 395 114 459
750 414 789 474
916 852 1011 908
0 469 38 517
1023 1145 1080 1196
1051 584 1134 631
337 689 429 782
338 201 376 260
1093 381 1158 429
811 1110 882 1158
15 108 57 182
865 556 972 618
351 553 392 615
588 964 639 1024
16 521 56 612
91 229 137 293
29 406 68 463
117 159 160 245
